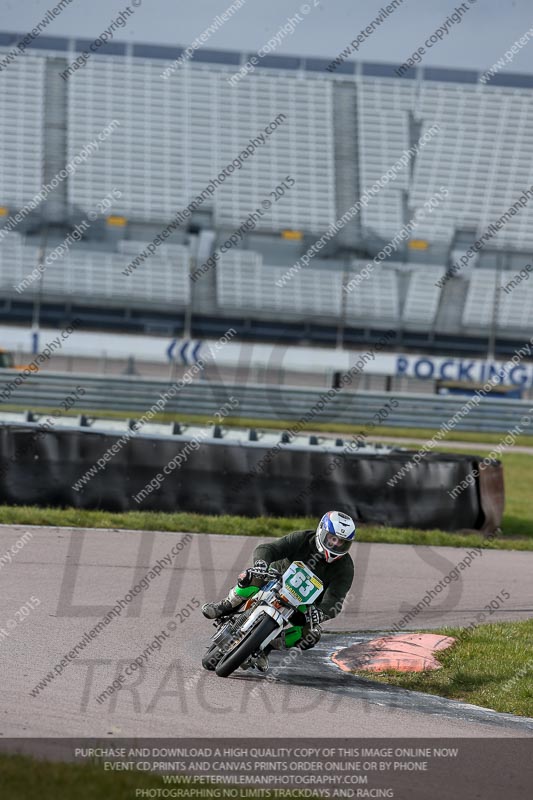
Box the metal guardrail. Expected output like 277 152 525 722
0 369 531 433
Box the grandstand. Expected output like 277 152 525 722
0 54 45 209
1 32 533 354
67 60 336 232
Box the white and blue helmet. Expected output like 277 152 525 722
316 511 356 563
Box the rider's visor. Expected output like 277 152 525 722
323 531 352 555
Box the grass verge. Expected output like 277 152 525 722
1 505 532 550
0 752 262 800
350 619 533 717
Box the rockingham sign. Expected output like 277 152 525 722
394 351 533 387
1 324 533 388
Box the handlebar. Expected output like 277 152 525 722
250 567 281 580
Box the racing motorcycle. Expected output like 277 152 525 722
202 561 323 678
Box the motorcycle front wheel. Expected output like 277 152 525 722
202 643 223 671
215 615 279 678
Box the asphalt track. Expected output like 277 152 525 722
1 525 532 739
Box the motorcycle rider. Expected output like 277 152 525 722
202 511 356 671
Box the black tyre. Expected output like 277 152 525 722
215 615 279 678
202 643 223 671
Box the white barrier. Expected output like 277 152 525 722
1 325 533 387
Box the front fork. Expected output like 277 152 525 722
235 585 307 649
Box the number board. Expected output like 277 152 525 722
282 561 323 605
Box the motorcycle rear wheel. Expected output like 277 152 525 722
215 615 279 678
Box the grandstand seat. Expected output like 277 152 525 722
0 56 45 210
462 269 498 327
67 60 336 234
358 76 533 250
498 270 533 329
345 260 400 322
217 250 343 318
402 267 445 325
0 238 191 308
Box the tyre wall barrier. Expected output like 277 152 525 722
0 422 503 532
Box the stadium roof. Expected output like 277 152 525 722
2 30 533 89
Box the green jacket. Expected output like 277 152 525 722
253 529 354 621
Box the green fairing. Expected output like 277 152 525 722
284 625 303 647
234 585 260 598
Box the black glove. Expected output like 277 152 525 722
252 559 269 577
237 560 269 588
307 606 325 629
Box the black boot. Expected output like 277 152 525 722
201 599 236 619
202 587 243 620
